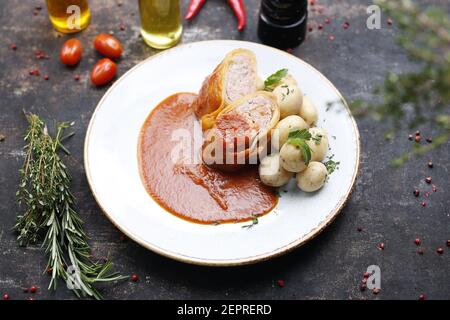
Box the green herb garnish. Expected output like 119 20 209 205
264 68 288 90
348 0 450 165
286 129 313 165
312 134 323 145
242 217 259 229
324 155 340 175
279 84 295 101
15 112 127 299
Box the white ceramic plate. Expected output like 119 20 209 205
85 40 360 266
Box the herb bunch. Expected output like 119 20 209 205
350 0 450 166
15 112 126 299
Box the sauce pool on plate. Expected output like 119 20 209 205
138 93 278 224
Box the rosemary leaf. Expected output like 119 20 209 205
15 112 127 299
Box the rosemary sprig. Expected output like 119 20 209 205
15 114 48 246
15 112 127 299
349 0 450 165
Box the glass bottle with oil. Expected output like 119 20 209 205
138 0 182 49
46 0 90 33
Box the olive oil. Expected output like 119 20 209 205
46 0 90 33
139 0 182 49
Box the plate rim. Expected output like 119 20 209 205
84 40 361 266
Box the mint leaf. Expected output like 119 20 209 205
287 129 311 141
286 129 313 165
264 69 288 90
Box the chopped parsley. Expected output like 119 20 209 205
324 155 340 175
242 217 259 229
312 133 323 145
280 84 293 101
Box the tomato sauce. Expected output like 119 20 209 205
138 93 278 224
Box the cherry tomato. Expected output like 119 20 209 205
60 38 83 66
93 34 123 59
90 58 117 86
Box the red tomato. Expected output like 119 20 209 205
93 34 123 59
90 58 117 86
60 38 83 66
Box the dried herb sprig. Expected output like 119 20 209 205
15 114 48 245
350 0 450 166
15 112 126 299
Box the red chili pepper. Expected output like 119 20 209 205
185 0 207 20
227 0 246 31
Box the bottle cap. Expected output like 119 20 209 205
261 0 308 25
258 0 308 49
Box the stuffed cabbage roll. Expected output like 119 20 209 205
202 91 280 172
193 49 259 130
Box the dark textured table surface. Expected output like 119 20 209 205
0 0 449 300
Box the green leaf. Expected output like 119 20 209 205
264 69 288 90
287 129 311 141
286 129 313 165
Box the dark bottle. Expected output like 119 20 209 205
257 0 308 49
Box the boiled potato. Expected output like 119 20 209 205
273 115 309 150
280 143 307 173
299 96 318 126
306 127 329 162
296 161 327 192
273 84 303 119
259 153 293 187
256 76 265 91
280 74 298 87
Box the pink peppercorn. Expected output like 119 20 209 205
276 280 285 288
